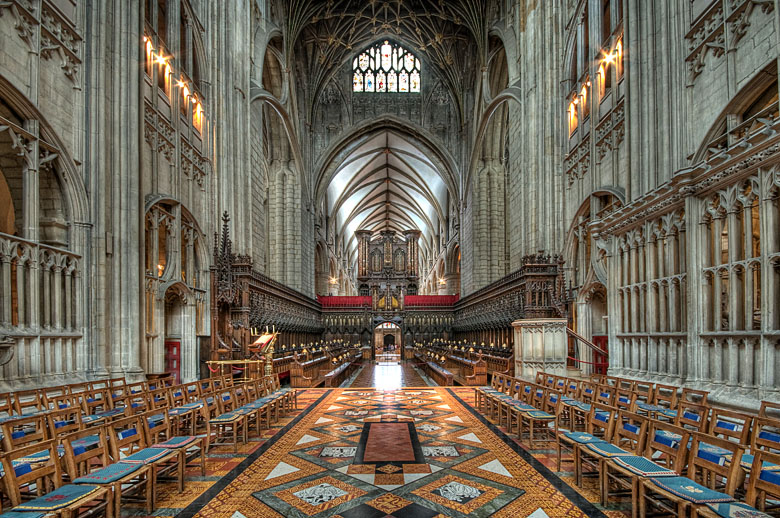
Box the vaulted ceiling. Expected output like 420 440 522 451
284 0 488 120
327 130 448 265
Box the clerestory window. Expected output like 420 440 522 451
353 40 421 93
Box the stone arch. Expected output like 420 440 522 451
692 62 778 163
0 74 90 242
313 116 460 206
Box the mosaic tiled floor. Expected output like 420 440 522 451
164 388 615 518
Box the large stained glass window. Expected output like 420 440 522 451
352 40 421 93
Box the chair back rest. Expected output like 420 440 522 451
49 393 82 413
141 409 172 445
222 375 235 387
751 417 780 454
580 381 597 402
614 410 648 454
617 378 636 392
217 388 236 413
0 392 14 419
150 387 171 410
120 392 150 414
545 389 563 416
82 388 111 415
759 401 780 420
127 381 148 395
681 387 709 406
745 449 780 507
0 439 62 506
565 379 581 399
645 421 690 474
202 391 218 418
554 376 566 392
41 386 67 408
534 371 545 385
653 383 678 410
246 381 260 401
108 414 149 459
615 388 635 411
708 408 753 445
66 382 89 395
61 424 111 479
603 375 620 388
45 406 84 439
676 402 710 432
234 384 249 406
87 380 110 392
688 431 744 497
170 385 187 406
587 402 617 441
183 382 201 401
13 389 43 416
595 385 614 406
633 381 654 405
1 414 47 451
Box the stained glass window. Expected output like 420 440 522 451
352 40 421 93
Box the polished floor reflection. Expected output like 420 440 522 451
349 360 427 389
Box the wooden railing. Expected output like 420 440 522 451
289 354 330 388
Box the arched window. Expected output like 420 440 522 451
353 40 421 93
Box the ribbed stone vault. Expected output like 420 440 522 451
326 130 449 265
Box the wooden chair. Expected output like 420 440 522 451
0 439 113 517
518 388 561 450
574 403 619 489
107 414 183 497
504 381 537 435
208 388 248 453
639 432 746 518
61 424 153 515
140 408 206 480
596 411 649 505
602 420 691 518
556 401 601 472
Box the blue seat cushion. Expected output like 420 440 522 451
636 402 661 412
585 442 631 458
210 412 243 424
121 448 172 465
648 476 735 504
704 502 771 517
0 512 47 518
562 432 605 444
14 484 101 511
658 409 677 419
611 456 677 477
73 462 143 484
153 436 200 449
525 410 554 420
95 408 126 419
